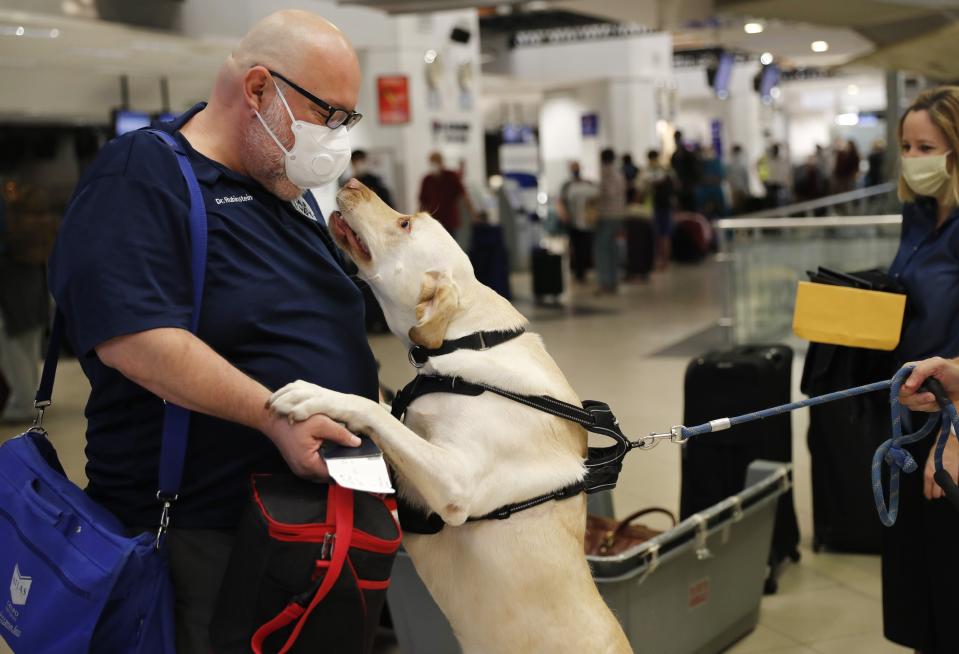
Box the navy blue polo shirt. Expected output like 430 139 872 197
889 199 959 364
48 103 378 529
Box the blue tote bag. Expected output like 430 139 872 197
0 129 206 653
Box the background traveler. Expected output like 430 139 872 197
594 148 626 294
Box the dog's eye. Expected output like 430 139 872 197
399 218 411 232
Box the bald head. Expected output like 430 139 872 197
182 10 362 200
231 10 360 110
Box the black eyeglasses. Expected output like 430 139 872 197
267 69 363 130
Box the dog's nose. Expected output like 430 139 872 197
345 178 362 190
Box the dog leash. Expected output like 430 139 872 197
646 365 959 526
397 328 959 528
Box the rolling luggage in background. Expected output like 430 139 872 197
680 345 801 593
672 212 712 263
531 247 563 301
470 223 512 300
624 217 654 279
801 343 890 553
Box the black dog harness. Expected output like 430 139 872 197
392 329 636 534
407 329 526 368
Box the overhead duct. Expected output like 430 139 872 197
1 0 184 30
338 0 529 13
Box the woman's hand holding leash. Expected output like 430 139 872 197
900 357 959 412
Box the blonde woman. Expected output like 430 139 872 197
884 86 959 654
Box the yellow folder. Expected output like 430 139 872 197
792 281 906 351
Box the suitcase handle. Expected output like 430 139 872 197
613 507 676 538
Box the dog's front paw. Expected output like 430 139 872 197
269 380 346 424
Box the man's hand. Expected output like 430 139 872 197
925 432 959 500
899 357 959 412
261 412 361 480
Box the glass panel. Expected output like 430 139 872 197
718 216 902 344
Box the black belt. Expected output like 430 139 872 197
391 375 633 534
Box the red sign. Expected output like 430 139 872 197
688 578 710 609
377 75 410 125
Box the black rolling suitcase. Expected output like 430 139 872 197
624 218 654 279
680 345 801 593
531 247 563 301
801 343 890 553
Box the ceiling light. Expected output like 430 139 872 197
424 49 437 64
744 22 764 34
811 40 829 53
847 84 859 95
760 52 773 65
836 112 859 126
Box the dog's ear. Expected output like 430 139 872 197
409 270 459 349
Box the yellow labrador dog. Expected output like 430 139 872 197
269 179 632 654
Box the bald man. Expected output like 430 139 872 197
48 11 375 651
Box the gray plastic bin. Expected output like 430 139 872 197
386 461 790 654
387 550 462 654
591 461 791 653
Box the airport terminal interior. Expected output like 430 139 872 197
1 0 958 653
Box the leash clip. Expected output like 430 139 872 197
669 425 688 444
634 431 671 450
154 491 178 550
32 399 51 428
633 425 687 450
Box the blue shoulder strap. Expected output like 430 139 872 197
35 128 207 503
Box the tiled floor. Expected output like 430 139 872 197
0 260 910 653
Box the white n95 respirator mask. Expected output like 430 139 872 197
901 153 952 198
256 80 352 189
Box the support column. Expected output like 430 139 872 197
884 70 902 183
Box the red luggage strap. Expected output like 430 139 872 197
251 484 355 654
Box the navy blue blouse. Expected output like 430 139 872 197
889 199 959 364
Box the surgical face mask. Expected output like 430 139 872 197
256 80 352 189
902 152 952 198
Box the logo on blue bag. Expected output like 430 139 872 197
9 565 30 606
